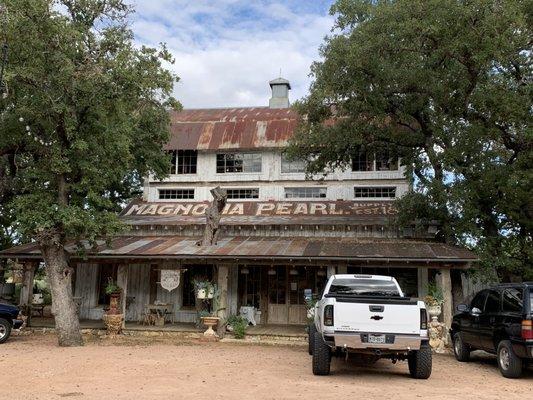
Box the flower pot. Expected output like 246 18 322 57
197 289 207 299
103 314 124 335
207 287 215 299
108 292 121 315
201 316 220 338
427 304 442 320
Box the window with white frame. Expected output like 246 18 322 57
168 150 197 174
375 151 398 171
351 151 374 171
226 188 259 199
281 154 306 173
216 153 262 173
285 187 327 199
354 187 396 198
158 189 195 200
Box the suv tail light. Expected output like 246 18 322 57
324 305 334 326
420 309 428 330
522 320 533 340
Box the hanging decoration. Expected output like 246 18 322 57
160 269 181 292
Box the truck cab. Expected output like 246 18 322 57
0 302 23 344
310 274 431 379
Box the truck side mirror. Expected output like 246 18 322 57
456 303 469 313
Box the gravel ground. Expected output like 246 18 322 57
1 334 532 400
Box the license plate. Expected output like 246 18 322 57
368 334 386 344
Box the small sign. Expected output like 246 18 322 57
160 269 180 292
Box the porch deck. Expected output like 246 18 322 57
28 318 307 338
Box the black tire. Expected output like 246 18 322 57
308 324 316 355
408 344 432 379
0 318 12 344
453 332 471 362
497 340 523 379
312 331 331 375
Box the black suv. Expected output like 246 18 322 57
0 302 23 344
450 283 533 378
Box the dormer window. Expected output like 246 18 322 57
216 153 262 173
169 150 197 174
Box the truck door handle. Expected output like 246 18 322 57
369 305 384 312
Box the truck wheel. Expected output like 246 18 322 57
312 332 331 375
0 318 12 344
308 324 316 355
408 345 432 379
497 340 523 379
453 332 470 362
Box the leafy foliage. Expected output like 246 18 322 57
289 0 532 280
0 0 180 248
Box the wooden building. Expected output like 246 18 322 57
0 78 476 330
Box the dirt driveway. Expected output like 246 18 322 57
1 334 531 400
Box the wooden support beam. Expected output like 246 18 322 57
417 266 429 298
436 268 453 330
326 265 336 278
217 264 229 336
19 262 37 307
117 264 129 328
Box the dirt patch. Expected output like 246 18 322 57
1 334 531 400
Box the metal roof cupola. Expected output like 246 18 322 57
268 77 291 108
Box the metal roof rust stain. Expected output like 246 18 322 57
165 107 300 151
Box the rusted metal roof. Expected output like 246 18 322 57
119 200 397 226
165 107 299 151
0 236 477 263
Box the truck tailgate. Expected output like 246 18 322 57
333 298 420 335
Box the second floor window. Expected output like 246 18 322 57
352 150 398 171
169 150 197 174
354 187 396 198
285 187 327 199
216 153 262 173
281 154 306 173
158 189 195 200
226 188 259 199
352 151 374 171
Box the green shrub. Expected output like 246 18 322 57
227 315 248 339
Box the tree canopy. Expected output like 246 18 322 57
0 0 180 345
289 0 532 280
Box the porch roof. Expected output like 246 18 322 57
0 236 477 264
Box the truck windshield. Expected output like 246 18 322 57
329 278 401 297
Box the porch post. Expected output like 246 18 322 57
19 262 37 307
337 264 347 274
117 264 129 328
417 266 429 298
326 265 336 278
436 268 453 330
217 264 229 336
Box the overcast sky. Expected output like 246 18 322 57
128 0 335 109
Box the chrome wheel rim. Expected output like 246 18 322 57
499 347 510 370
0 325 6 340
454 337 461 355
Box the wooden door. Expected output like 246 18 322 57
267 266 288 324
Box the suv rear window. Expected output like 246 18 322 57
502 289 523 313
329 278 401 297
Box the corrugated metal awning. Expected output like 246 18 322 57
0 236 477 263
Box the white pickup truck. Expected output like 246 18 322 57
310 274 431 379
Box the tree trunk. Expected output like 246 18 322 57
40 233 83 347
198 187 227 246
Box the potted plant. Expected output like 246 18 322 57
193 279 209 299
102 278 123 335
226 315 248 339
423 281 444 321
206 282 215 299
200 285 226 339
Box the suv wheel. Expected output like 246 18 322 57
312 332 331 375
453 332 470 362
308 324 316 356
0 318 12 344
408 344 432 379
497 340 523 379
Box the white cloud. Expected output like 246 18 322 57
128 0 334 108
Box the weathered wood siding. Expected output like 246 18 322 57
74 263 100 320
125 264 151 322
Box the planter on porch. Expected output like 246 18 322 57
201 316 220 339
103 314 124 335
